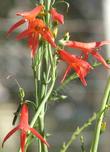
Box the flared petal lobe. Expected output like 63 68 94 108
61 65 71 83
29 128 50 147
2 126 19 147
91 50 110 68
16 5 44 20
7 19 25 34
8 5 44 35
51 8 64 24
16 29 31 40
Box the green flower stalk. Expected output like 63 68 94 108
90 76 110 152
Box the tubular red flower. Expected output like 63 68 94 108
7 5 44 34
58 49 92 86
65 41 110 68
15 19 56 57
2 103 49 152
50 8 64 24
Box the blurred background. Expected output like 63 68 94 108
0 0 110 151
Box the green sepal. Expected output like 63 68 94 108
18 87 25 101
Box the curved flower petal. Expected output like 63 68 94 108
2 126 19 147
91 50 110 68
95 41 110 48
61 65 71 83
16 5 44 19
16 29 31 40
29 127 49 147
74 65 87 86
7 19 25 34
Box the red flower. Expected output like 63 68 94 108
7 5 44 34
2 103 49 152
7 5 56 57
16 18 56 57
50 8 64 24
58 49 92 86
65 41 110 68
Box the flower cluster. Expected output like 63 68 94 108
58 41 110 85
7 4 110 86
7 5 64 58
2 3 110 152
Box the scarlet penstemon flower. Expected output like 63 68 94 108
65 40 110 68
58 49 92 86
2 103 49 152
16 18 56 57
7 5 56 57
7 5 44 34
50 8 64 24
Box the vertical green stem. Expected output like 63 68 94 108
32 59 38 105
38 1 52 151
37 48 43 152
32 1 53 152
45 0 51 24
30 77 56 128
90 76 110 152
32 56 40 152
38 44 48 152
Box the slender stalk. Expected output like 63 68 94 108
37 47 43 152
31 1 54 152
32 45 45 152
60 113 97 152
32 59 38 105
60 103 110 152
32 54 41 152
30 45 57 129
30 68 56 128
38 44 48 152
40 43 53 152
44 0 51 24
38 1 53 151
90 76 110 152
